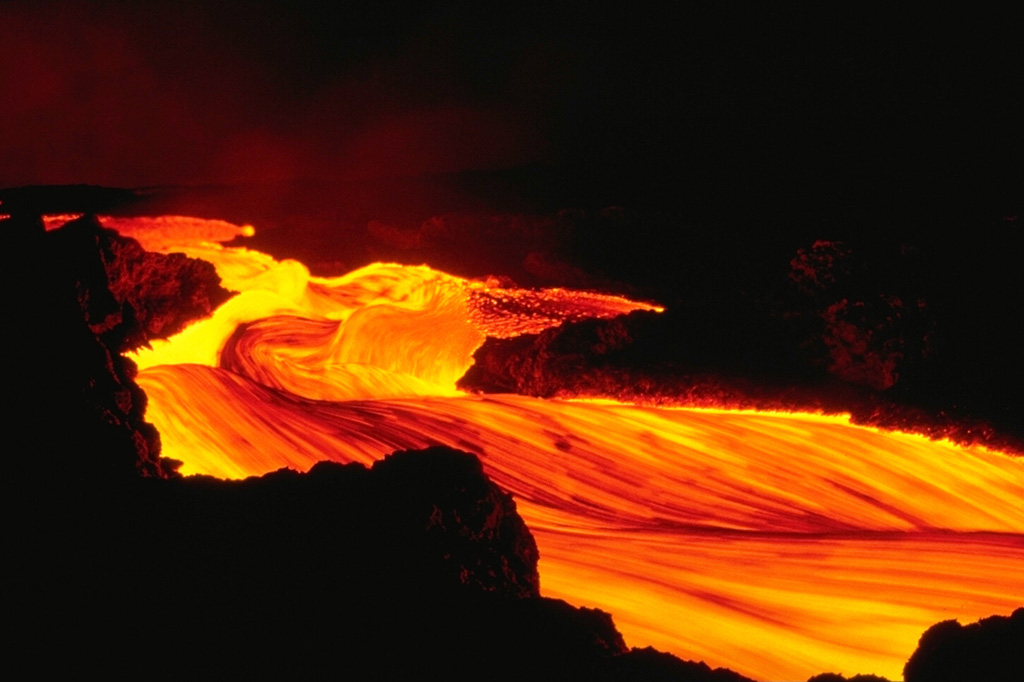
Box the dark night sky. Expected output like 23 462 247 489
3 2 1020 231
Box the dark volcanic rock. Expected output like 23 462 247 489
101 227 234 348
16 441 756 680
368 446 540 598
807 673 895 682
12 213 163 480
51 213 232 351
903 608 1024 682
20 213 230 479
617 647 758 682
137 449 542 632
783 240 934 392
459 297 1022 455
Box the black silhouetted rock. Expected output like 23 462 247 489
617 647 758 682
807 672 894 681
903 608 1023 682
783 240 935 391
366 446 540 598
14 437 762 680
12 213 162 480
14 213 230 480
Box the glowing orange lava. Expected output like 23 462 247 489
99 216 1022 681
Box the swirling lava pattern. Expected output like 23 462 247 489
118 218 1022 682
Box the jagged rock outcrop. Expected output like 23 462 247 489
47 212 232 352
12 212 158 480
903 608 1023 682
17 436 758 680
367 446 540 597
98 223 234 349
783 240 934 391
615 648 760 682
11 212 231 479
153 440 759 679
458 297 1021 454
807 673 894 682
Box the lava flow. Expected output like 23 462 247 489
95 216 1021 681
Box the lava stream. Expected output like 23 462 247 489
96 216 1022 681
138 369 1024 681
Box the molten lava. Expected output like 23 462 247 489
87 215 1022 681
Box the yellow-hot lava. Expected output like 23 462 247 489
93 215 1022 681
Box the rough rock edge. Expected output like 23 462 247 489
458 313 1023 456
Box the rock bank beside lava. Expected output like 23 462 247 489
447 209 1023 455
11 211 230 480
